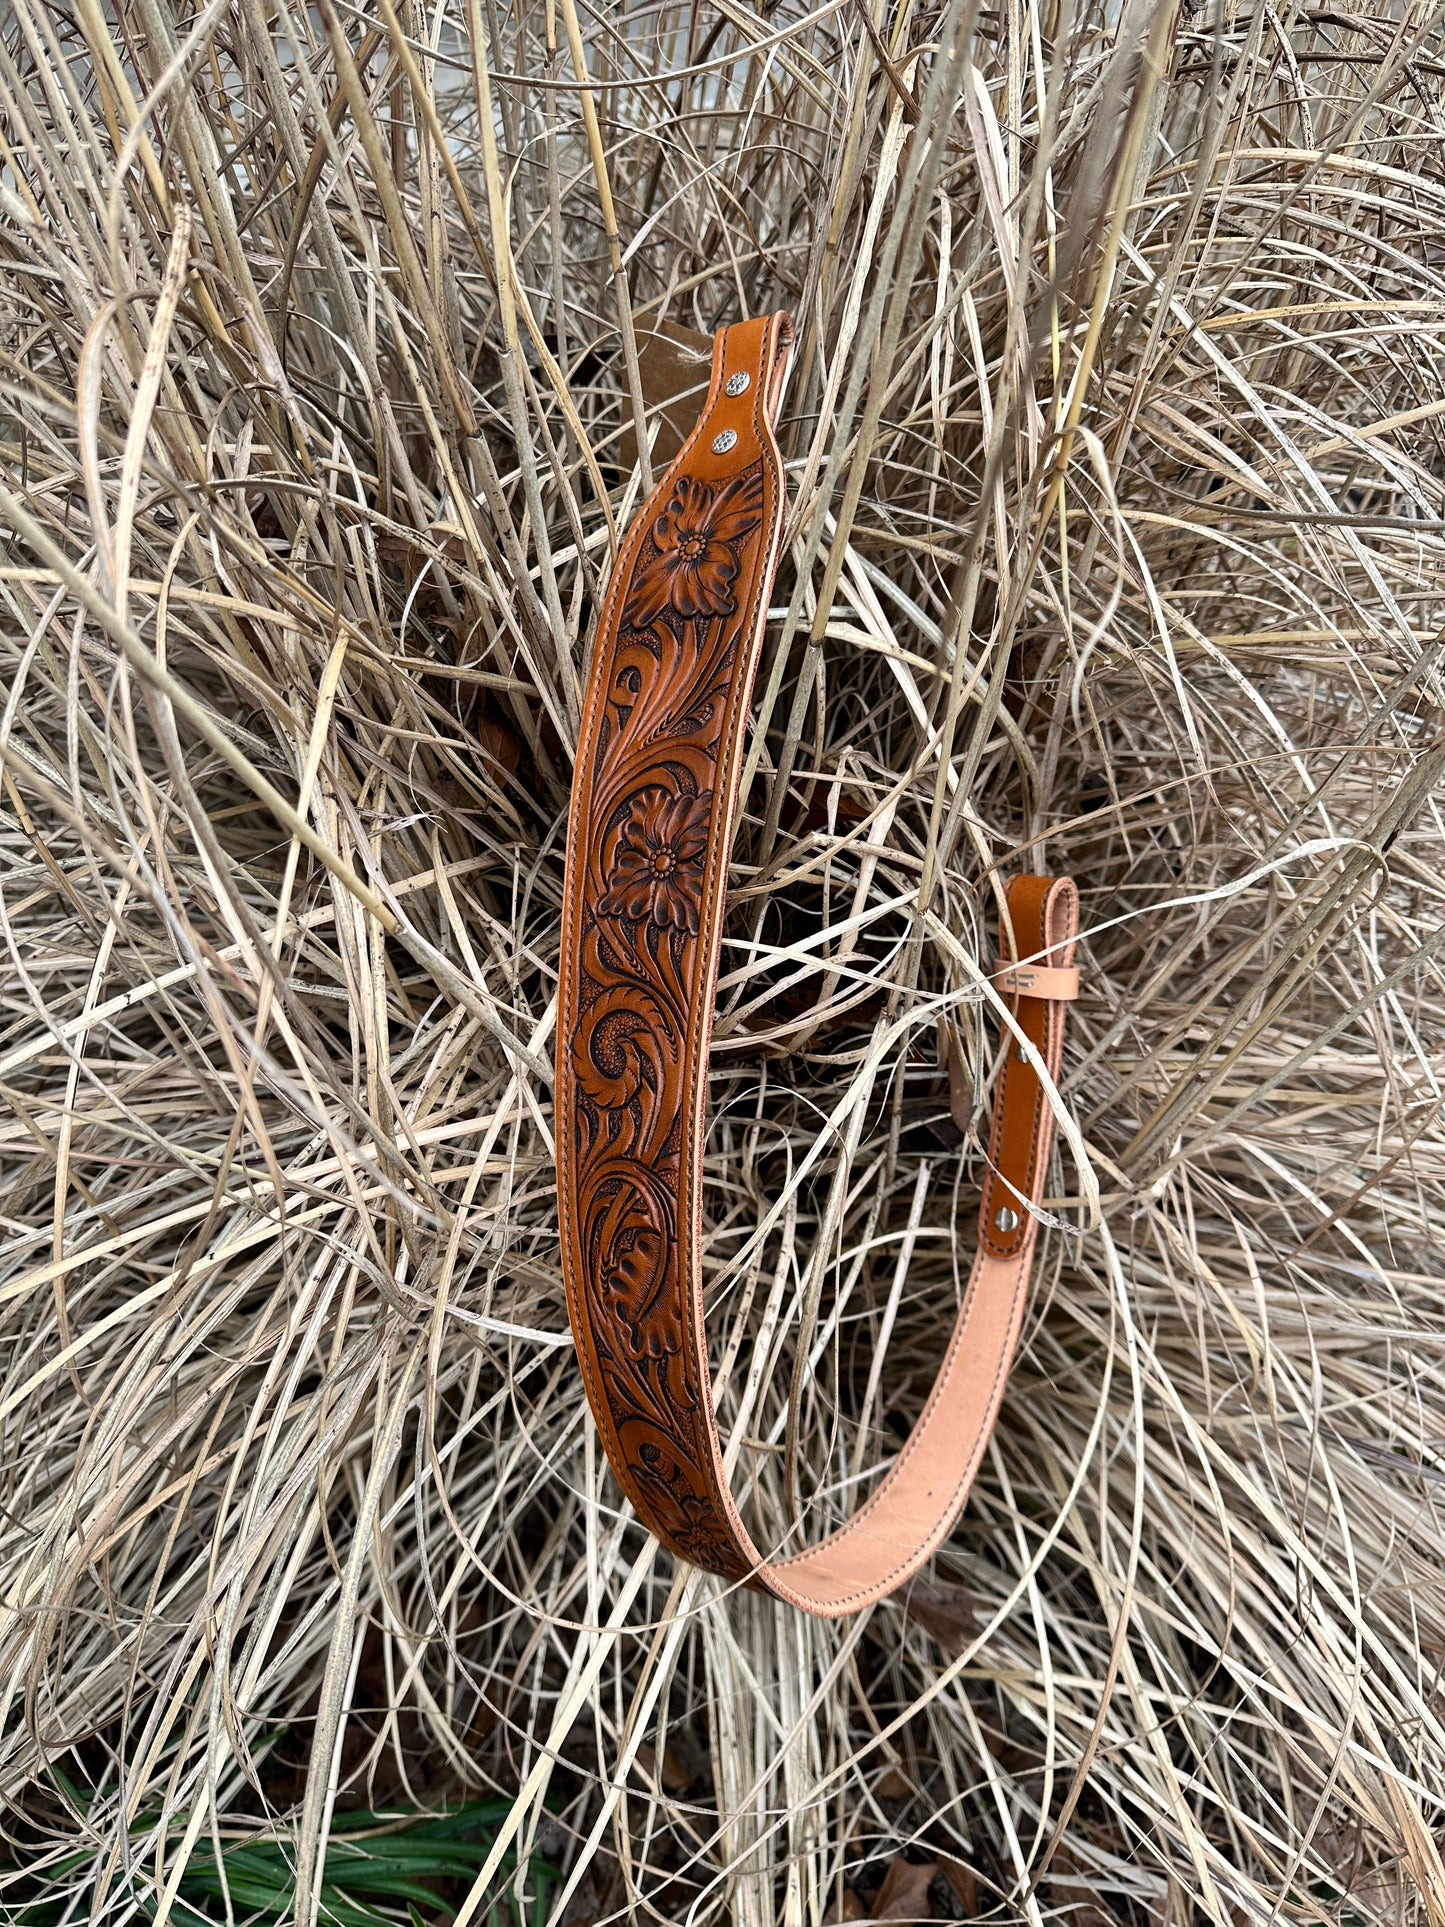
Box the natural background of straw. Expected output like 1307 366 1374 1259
3 0 1445 1921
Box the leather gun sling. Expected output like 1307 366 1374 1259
556 313 1079 1617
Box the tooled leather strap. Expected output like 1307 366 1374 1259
556 313 1080 1616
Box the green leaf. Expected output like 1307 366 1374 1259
4 1800 557 1927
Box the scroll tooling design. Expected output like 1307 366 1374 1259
562 459 777 1578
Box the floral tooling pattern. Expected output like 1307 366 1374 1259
623 470 763 627
598 789 713 934
561 452 776 1580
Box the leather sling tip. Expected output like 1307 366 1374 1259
555 316 1080 1617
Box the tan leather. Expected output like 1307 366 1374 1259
992 963 1079 1001
556 313 1080 1616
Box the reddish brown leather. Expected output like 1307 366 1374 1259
555 314 1080 1616
980 877 1079 1264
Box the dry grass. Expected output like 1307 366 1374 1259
3 0 1445 1921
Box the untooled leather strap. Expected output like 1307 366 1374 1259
556 313 1080 1616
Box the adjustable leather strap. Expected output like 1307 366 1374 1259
556 313 1080 1616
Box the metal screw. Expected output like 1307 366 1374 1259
725 372 750 396
712 429 738 454
994 1206 1019 1233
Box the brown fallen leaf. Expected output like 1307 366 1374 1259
900 1577 979 1656
870 1856 944 1923
940 1024 976 1136
935 1855 977 1915
475 707 521 777
873 1767 915 1805
633 1739 693 1794
821 1885 868 1923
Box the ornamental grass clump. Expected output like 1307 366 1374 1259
3 1 1445 1923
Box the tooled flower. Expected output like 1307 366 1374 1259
624 470 763 629
598 789 712 934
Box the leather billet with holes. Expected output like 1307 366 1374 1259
555 312 1080 1617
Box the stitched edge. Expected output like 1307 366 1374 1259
558 318 788 1571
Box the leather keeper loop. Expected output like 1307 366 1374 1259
993 963 1079 1001
555 313 1079 1616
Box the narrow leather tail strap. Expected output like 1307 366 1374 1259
556 312 1080 1616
